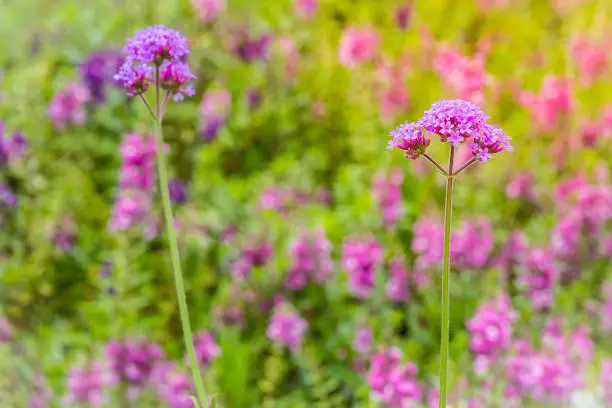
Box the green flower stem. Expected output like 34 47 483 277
438 145 455 408
152 67 209 406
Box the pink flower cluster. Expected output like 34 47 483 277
451 218 494 270
338 27 380 68
505 322 592 403
48 82 90 130
266 300 308 350
285 227 333 290
64 361 114 406
191 0 225 23
467 295 516 362
191 330 221 368
372 169 404 229
517 248 558 309
105 338 164 387
551 181 612 268
0 122 27 164
109 133 157 232
258 186 329 213
519 75 574 132
390 99 512 162
151 362 195 408
411 217 444 271
569 35 609 86
505 172 537 201
495 230 528 274
230 239 273 281
386 257 410 302
115 26 195 101
434 46 489 104
293 0 317 18
353 326 373 355
377 56 410 120
342 236 385 299
199 89 231 142
366 347 422 407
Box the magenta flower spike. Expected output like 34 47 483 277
388 99 512 408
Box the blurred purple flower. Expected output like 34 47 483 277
286 227 333 290
0 183 18 209
506 172 537 201
105 338 164 388
396 4 412 30
29 375 52 408
168 179 188 204
79 50 124 104
0 123 28 164
267 301 308 350
342 236 384 299
230 238 273 281
229 30 272 63
366 347 422 407
191 330 221 368
372 169 404 229
467 295 516 362
353 326 373 355
199 89 231 142
451 218 494 270
386 257 410 302
48 82 90 130
152 362 196 408
518 248 558 310
412 217 444 271
64 361 114 406
602 359 612 405
338 27 380 68
53 216 76 252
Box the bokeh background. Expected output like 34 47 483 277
1 0 611 407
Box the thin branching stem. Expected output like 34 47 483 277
423 153 449 177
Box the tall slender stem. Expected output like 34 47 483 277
438 145 455 408
152 67 209 406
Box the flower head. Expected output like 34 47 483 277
159 60 196 101
390 99 511 162
192 0 225 23
367 347 422 407
116 26 195 102
267 301 308 350
124 25 190 65
79 50 124 104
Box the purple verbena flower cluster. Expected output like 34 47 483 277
79 50 124 104
505 321 592 404
451 218 494 269
467 295 516 371
411 217 444 271
109 133 157 232
0 122 27 164
266 300 308 350
151 362 196 408
517 248 558 310
64 361 114 406
191 330 221 368
0 183 18 210
105 338 164 388
285 227 333 290
199 89 231 142
366 347 423 407
229 238 273 281
229 30 272 63
342 236 385 299
389 99 512 162
48 82 91 130
385 257 410 302
114 26 195 101
372 169 404 229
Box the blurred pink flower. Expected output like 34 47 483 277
293 0 317 18
519 75 574 132
278 36 300 82
191 0 225 23
372 169 404 228
569 35 609 86
367 347 422 407
267 301 308 350
434 46 489 104
48 82 90 130
338 27 380 68
506 172 537 201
